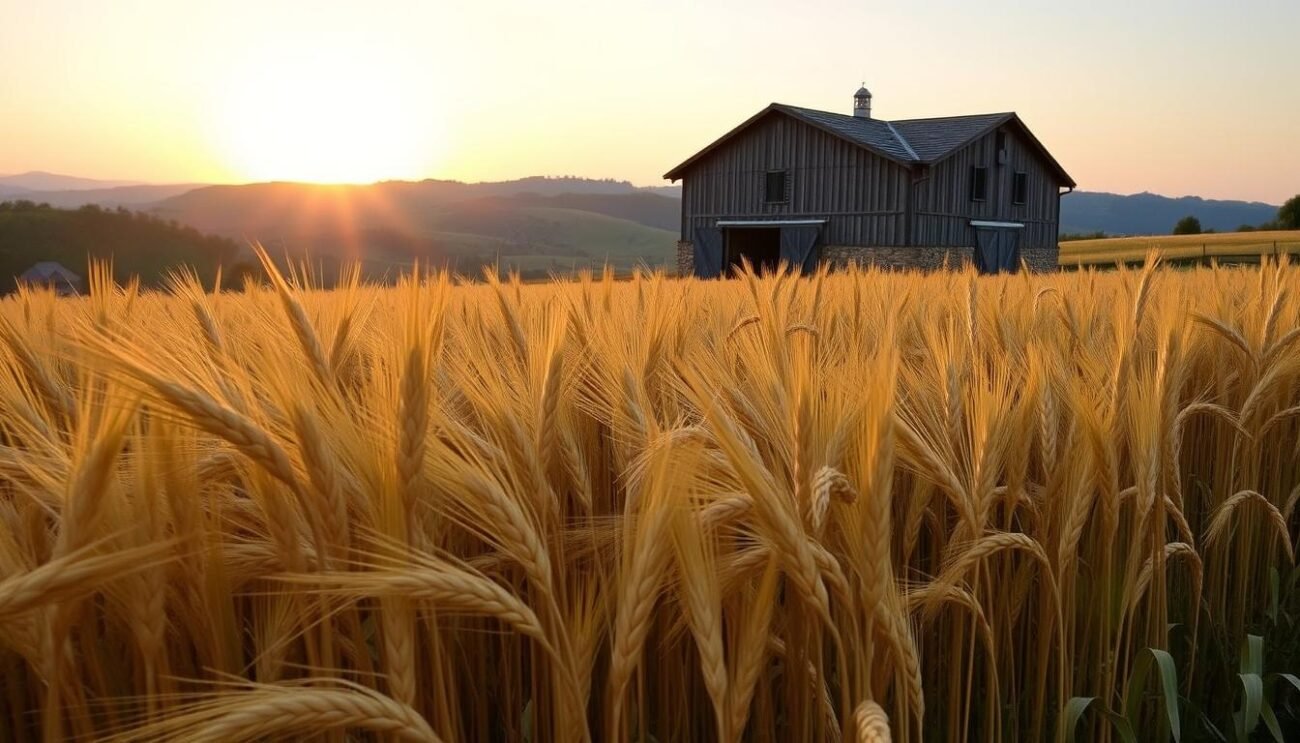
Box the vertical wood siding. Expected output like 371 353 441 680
677 112 912 246
911 126 1061 249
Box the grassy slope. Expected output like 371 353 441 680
1059 230 1300 265
372 207 675 275
484 207 675 263
150 183 677 277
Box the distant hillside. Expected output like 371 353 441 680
0 202 239 292
1061 191 1280 235
2 183 207 209
0 171 145 192
151 179 680 276
490 192 678 231
445 175 671 198
641 185 683 199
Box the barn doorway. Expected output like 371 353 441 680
972 223 1024 274
725 227 782 274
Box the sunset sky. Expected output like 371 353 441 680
2 0 1297 203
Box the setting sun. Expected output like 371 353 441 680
211 43 444 184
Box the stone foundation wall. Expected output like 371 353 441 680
674 241 1060 277
1019 247 1058 273
821 245 972 271
825 245 1060 273
676 241 694 276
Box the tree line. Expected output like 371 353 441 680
0 201 244 292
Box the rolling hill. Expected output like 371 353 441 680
1060 191 1280 235
149 180 681 276
0 183 208 209
0 171 146 193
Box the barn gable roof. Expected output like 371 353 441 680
664 103 1075 187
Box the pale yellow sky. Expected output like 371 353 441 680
1 0 1297 202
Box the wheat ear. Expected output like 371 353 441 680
255 245 332 384
114 686 441 742
1205 490 1294 562
0 541 174 621
279 566 555 653
853 700 892 743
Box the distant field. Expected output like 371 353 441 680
1059 230 1300 266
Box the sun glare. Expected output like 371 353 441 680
213 47 443 184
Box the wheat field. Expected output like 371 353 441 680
1060 230 1300 267
1 253 1298 741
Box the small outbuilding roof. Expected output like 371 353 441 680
663 103 1076 187
18 261 82 285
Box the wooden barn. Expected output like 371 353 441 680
665 85 1075 276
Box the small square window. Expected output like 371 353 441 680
765 170 788 204
970 166 988 202
1013 172 1028 205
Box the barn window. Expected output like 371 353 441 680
764 170 789 204
970 167 988 202
1012 172 1028 205
996 131 1007 153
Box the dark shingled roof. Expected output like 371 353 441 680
664 103 1075 187
890 112 1014 162
776 106 1019 165
776 104 919 163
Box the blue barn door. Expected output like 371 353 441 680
974 229 999 274
779 225 821 275
974 228 1022 274
692 227 724 278
999 229 1021 271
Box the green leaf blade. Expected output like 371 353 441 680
1150 648 1182 742
1064 696 1096 743
1238 672 1263 740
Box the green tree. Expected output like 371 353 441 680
1172 215 1202 235
1277 195 1300 230
1236 224 1256 232
0 202 238 293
